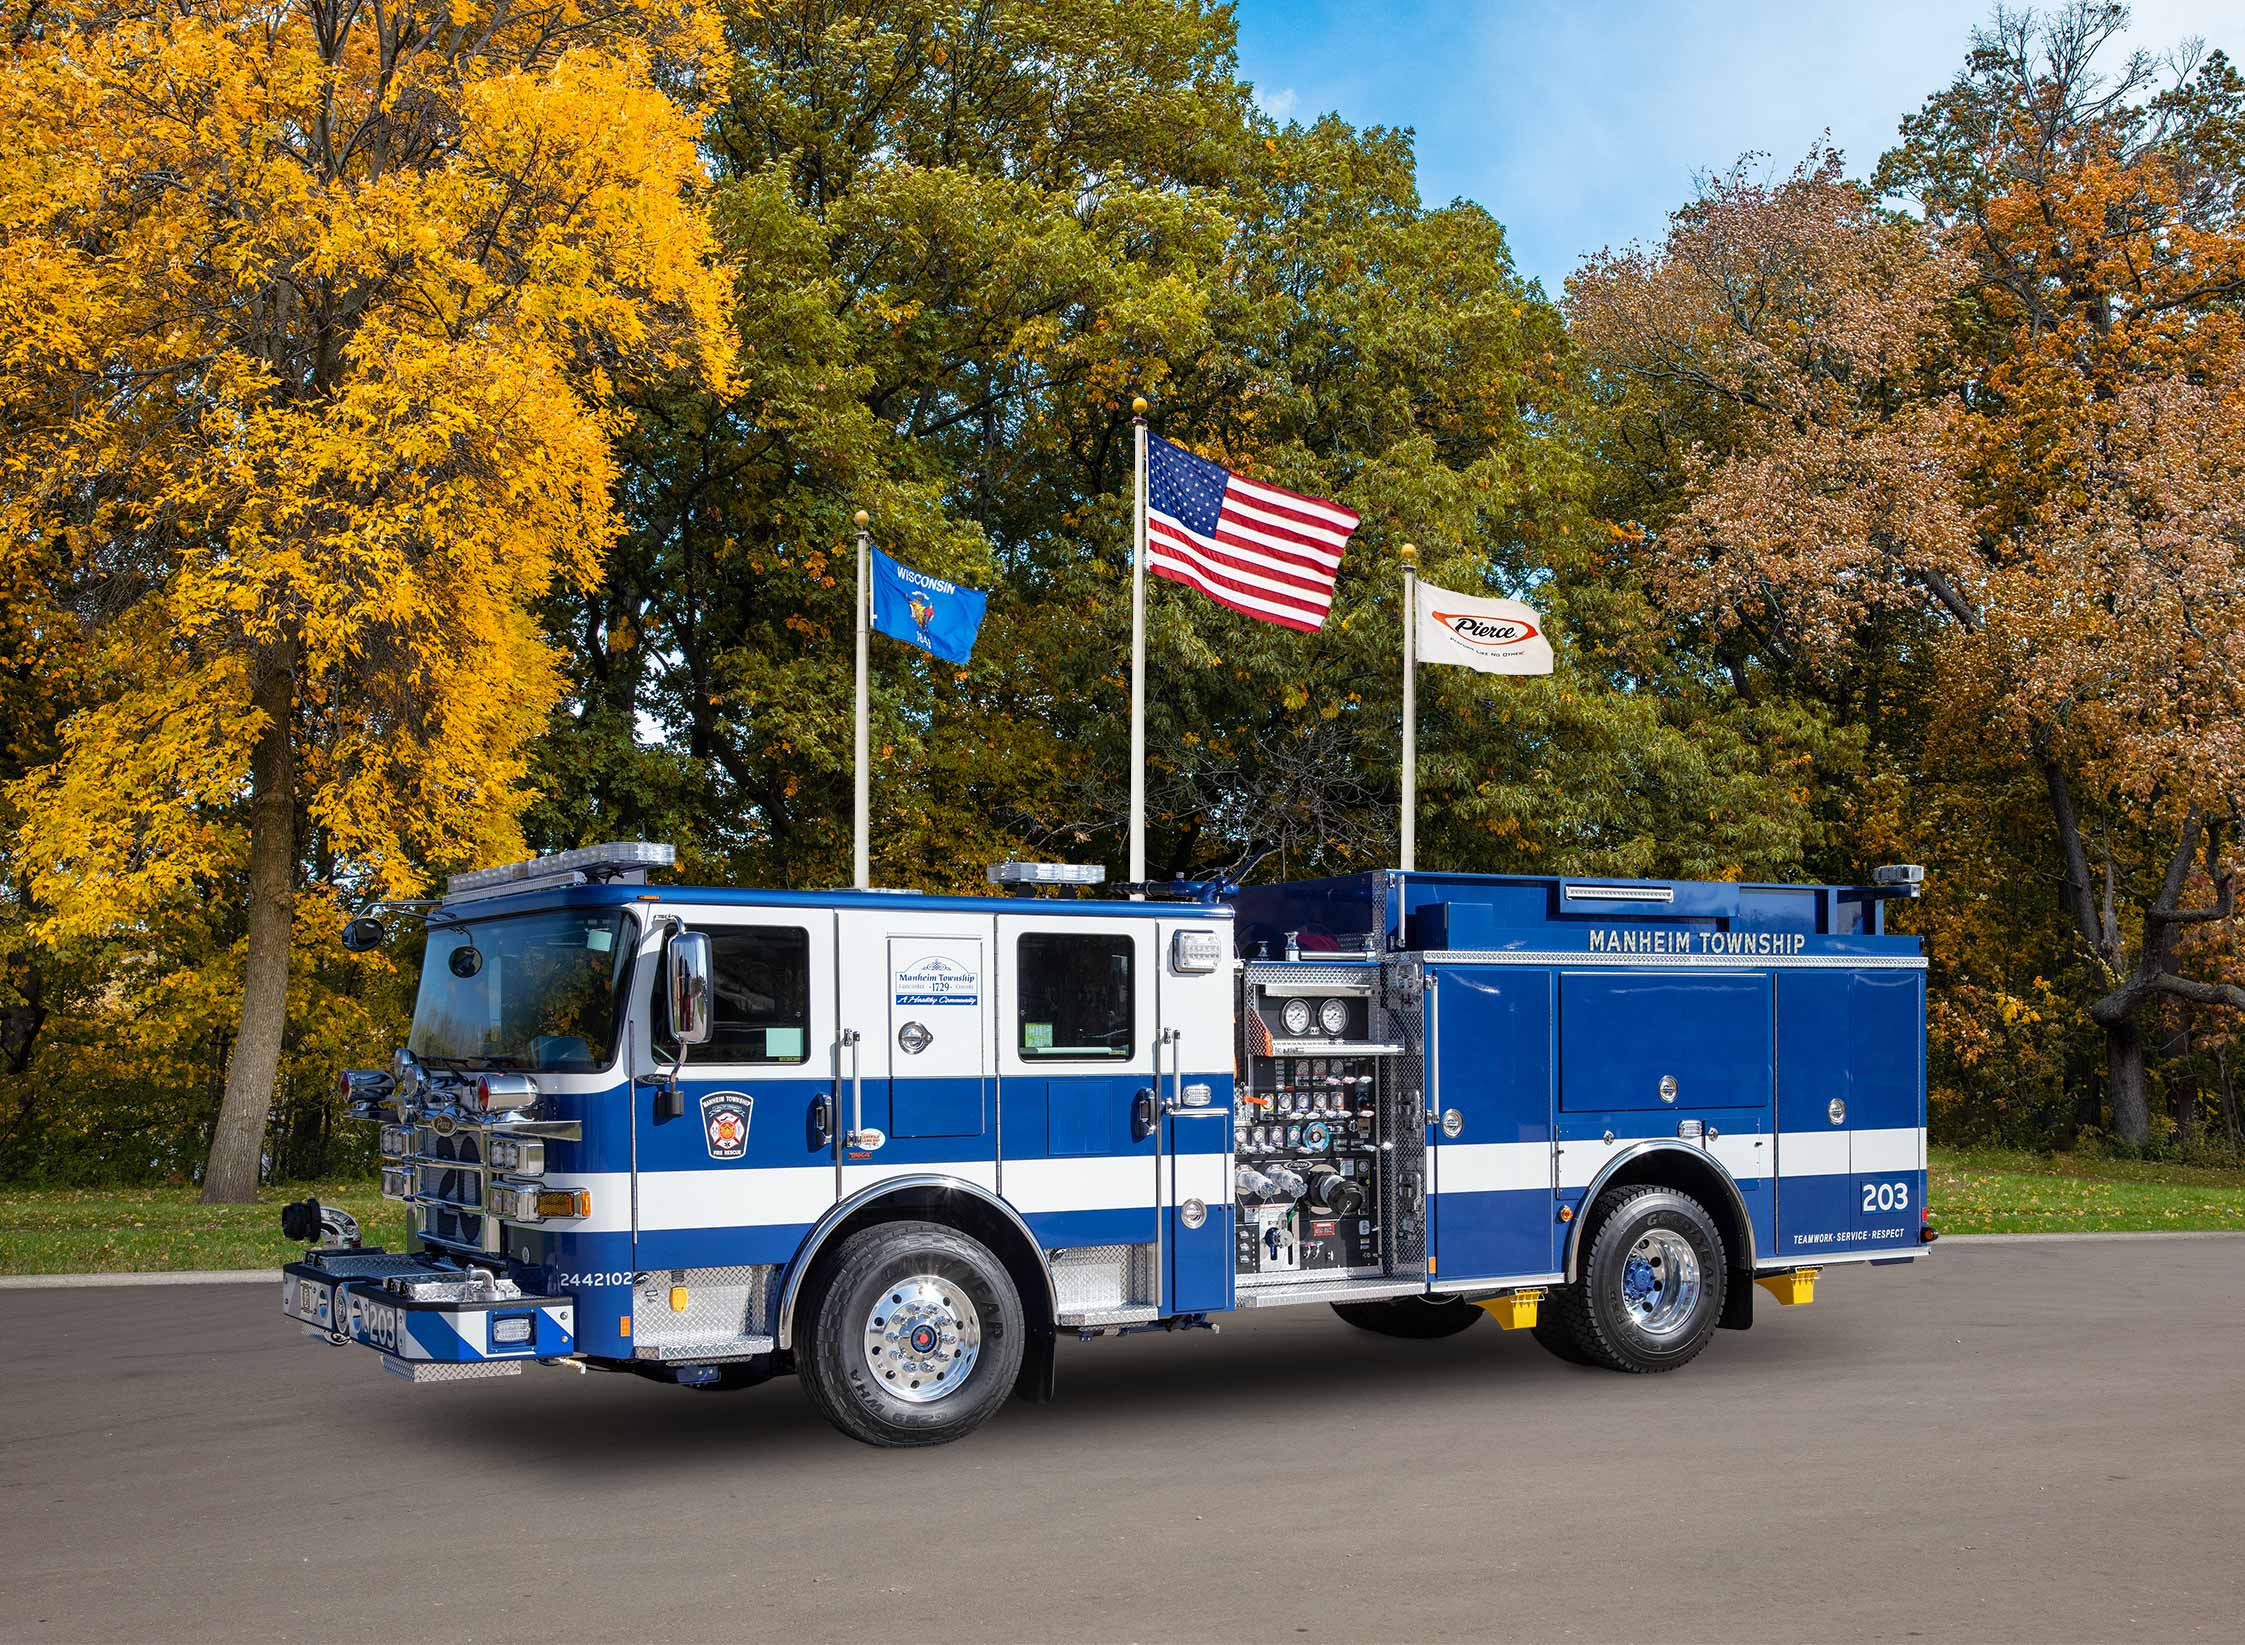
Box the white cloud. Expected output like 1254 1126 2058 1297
1261 84 1299 122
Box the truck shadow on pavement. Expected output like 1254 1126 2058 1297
412 1312 1855 1477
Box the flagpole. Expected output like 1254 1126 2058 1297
1400 541 1417 873
853 509 871 890
1129 395 1148 891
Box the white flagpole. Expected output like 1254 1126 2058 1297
1400 541 1417 872
1129 395 1148 891
853 509 871 889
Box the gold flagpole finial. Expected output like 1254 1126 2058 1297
1132 396 1148 417
853 509 869 529
1399 541 1417 563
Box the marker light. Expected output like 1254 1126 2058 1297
535 1189 591 1220
475 1073 539 1112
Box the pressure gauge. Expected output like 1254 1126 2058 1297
1318 997 1349 1036
1303 1120 1332 1151
1281 997 1315 1036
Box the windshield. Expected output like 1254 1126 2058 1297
408 910 638 1073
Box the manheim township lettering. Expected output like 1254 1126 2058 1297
1588 928 1809 955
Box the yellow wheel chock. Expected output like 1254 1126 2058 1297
1755 1268 1819 1306
1475 1288 1546 1329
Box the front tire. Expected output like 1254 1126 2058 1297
1331 1294 1484 1338
798 1220 1025 1447
1540 1185 1726 1373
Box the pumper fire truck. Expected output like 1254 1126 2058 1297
281 843 1934 1447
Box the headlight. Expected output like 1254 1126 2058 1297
486 1138 545 1174
378 1124 414 1158
379 1164 414 1201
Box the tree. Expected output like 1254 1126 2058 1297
1571 4 2245 1144
0 0 732 1198
539 0 1853 912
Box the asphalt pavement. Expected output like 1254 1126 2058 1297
2 1238 2240 1643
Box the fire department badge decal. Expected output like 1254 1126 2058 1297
700 1091 753 1160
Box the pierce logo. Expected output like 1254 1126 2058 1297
1433 610 1540 649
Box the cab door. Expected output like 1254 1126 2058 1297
834 910 998 1197
995 912 1158 1265
632 909 839 1273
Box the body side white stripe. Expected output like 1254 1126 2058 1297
1777 1132 1851 1178
1004 1154 1157 1214
1433 1141 1552 1195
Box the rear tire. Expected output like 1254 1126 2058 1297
1541 1185 1726 1374
1331 1294 1484 1338
798 1220 1024 1447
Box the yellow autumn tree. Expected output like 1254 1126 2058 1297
0 0 733 1199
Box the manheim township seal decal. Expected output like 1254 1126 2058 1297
700 1090 753 1160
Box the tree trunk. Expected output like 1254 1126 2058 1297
2218 1046 2241 1151
2105 1018 2149 1147
200 648 297 1204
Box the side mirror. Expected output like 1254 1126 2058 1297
666 930 714 1047
340 917 386 953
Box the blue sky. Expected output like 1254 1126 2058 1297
1233 0 2236 294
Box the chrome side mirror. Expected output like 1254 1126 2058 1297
666 930 714 1047
340 916 386 952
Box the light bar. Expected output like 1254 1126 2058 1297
987 861 1106 886
1873 864 1925 886
1564 883 1675 904
447 840 675 895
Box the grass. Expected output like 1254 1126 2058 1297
1929 1146 2245 1234
0 1150 2239 1275
0 1180 407 1276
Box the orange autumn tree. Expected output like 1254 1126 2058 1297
1573 6 2245 1144
0 0 732 1199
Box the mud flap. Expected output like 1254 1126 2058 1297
1013 1326 1058 1404
1719 1268 1754 1331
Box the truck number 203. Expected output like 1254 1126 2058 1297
1862 1179 1912 1213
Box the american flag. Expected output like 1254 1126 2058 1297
1145 434 1359 632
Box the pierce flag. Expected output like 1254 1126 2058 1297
1413 579 1553 675
868 545 987 666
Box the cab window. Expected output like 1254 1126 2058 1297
654 926 811 1063
1016 932 1134 1059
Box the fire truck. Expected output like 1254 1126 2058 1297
282 843 1933 1447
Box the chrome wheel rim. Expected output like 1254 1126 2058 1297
862 1273 981 1403
1617 1228 1701 1339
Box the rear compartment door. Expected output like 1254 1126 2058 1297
1427 965 1558 1285
1158 918 1234 1315
1774 969 1926 1260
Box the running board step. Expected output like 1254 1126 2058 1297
1056 1305 1160 1328
1232 1278 1428 1309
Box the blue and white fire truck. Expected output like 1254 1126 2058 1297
283 842 1934 1446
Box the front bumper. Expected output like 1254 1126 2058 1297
283 1248 575 1382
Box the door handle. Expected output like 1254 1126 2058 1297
809 1095 832 1149
840 1029 882 1150
1158 1027 1188 1112
1132 1089 1158 1141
